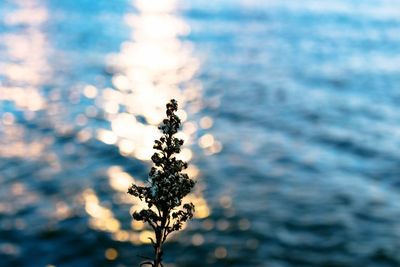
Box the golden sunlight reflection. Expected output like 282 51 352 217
81 0 216 244
82 186 159 244
83 189 121 233
0 0 50 158
105 248 118 260
107 166 135 192
98 0 203 160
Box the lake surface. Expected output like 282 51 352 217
1 0 400 266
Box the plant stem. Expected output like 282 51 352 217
154 230 163 267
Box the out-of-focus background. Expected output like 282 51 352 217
1 0 400 266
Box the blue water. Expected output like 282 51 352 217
1 0 400 266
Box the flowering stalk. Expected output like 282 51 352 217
128 99 195 267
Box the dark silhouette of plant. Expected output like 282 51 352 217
128 99 195 267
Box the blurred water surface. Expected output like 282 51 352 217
1 0 400 266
